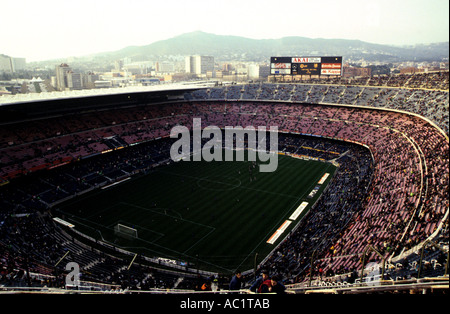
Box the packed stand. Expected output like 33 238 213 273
0 71 448 290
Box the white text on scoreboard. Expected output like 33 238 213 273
292 57 321 63
321 69 341 75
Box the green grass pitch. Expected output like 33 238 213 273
57 152 336 274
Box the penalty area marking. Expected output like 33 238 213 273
101 177 131 189
196 175 242 191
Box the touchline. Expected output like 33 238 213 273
170 118 279 173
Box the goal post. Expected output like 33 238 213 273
114 223 138 240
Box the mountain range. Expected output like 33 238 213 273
91 31 448 63
23 31 448 66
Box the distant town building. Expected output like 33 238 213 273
55 63 84 90
342 66 371 78
0 55 11 73
84 72 100 89
185 56 214 75
114 60 123 71
156 61 175 73
222 63 233 72
67 71 83 90
399 67 419 74
0 54 26 73
248 64 270 80
94 80 112 88
163 73 194 82
55 63 72 91
11 58 26 72
122 62 151 75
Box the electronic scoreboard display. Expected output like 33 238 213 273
270 56 342 76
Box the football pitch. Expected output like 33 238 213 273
56 152 336 274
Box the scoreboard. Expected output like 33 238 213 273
270 56 342 76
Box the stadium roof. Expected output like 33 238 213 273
0 81 213 106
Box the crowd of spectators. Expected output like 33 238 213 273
184 71 449 134
300 71 449 91
0 71 448 291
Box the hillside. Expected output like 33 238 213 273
24 31 449 66
94 31 448 62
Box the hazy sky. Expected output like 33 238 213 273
1 0 448 61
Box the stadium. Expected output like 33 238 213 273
0 70 448 296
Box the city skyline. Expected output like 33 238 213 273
1 0 449 62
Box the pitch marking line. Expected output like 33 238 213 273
235 162 335 269
122 202 216 231
160 170 300 199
